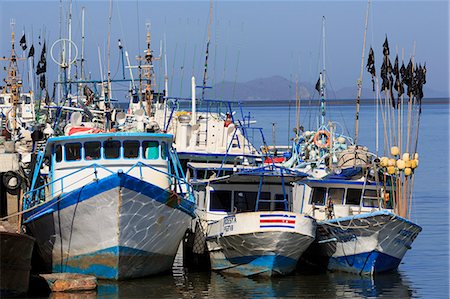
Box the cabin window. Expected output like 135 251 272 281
55 144 62 162
234 191 270 212
161 142 167 160
310 187 326 205
363 189 380 208
346 188 362 205
143 141 159 160
104 140 121 159
24 96 31 104
123 141 140 159
65 143 82 161
0 97 4 104
328 188 345 205
85 141 101 160
274 194 288 211
209 190 232 212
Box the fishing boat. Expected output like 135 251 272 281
0 223 35 297
21 112 196 280
288 14 425 275
188 162 316 277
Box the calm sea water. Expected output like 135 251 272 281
36 102 450 299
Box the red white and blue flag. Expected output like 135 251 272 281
259 214 296 229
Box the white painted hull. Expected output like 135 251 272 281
206 212 316 276
24 173 194 279
311 211 422 275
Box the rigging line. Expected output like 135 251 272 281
179 41 186 97
170 42 178 94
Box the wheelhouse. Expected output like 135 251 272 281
294 179 393 221
44 133 173 197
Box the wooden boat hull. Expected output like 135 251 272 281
24 172 194 280
0 232 35 297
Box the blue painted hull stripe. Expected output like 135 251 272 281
24 173 195 223
260 225 295 229
328 251 402 274
260 214 296 218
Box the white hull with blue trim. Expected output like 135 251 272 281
206 212 315 276
24 172 193 279
294 172 422 275
188 164 315 277
23 132 195 279
312 211 421 275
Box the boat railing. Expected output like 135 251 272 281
23 161 195 211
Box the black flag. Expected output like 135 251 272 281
20 34 27 51
383 36 390 56
404 59 413 95
36 42 47 75
315 76 321 94
393 55 404 101
40 74 46 89
366 47 376 91
28 44 35 58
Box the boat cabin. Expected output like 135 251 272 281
293 178 393 221
0 92 35 128
43 133 173 197
189 163 306 222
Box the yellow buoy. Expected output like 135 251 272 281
396 159 405 170
391 146 400 156
414 153 419 160
387 166 395 174
405 160 412 168
411 159 418 169
404 168 412 176
380 157 388 167
388 158 396 167
402 153 410 161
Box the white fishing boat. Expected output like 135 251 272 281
21 113 196 280
188 162 315 277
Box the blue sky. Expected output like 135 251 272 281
1 0 448 99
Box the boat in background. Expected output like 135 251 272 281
188 162 315 277
22 112 196 279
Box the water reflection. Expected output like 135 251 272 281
95 269 415 299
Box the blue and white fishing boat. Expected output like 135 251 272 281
286 18 424 274
189 163 316 277
22 120 195 279
294 169 422 275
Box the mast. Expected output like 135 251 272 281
81 6 85 81
319 16 326 128
106 0 113 130
201 0 213 101
1 20 23 140
68 0 72 83
354 0 371 144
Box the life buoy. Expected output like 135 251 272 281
313 130 331 148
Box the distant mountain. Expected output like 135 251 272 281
204 75 448 100
205 75 312 100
